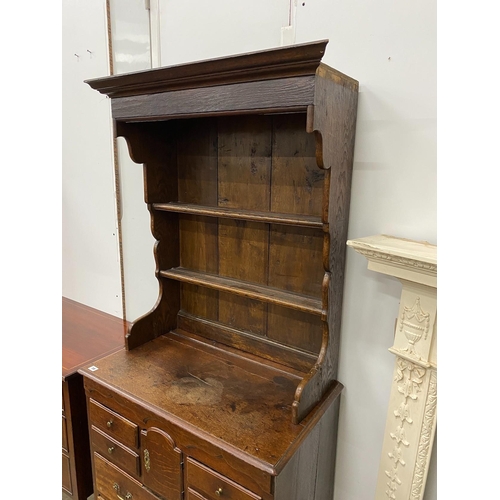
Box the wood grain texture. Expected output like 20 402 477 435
218 219 269 336
114 121 182 350
63 375 92 500
266 305 323 354
274 391 341 500
62 297 127 500
177 118 218 206
85 39 328 98
217 117 271 333
160 268 322 316
177 311 317 373
267 224 324 298
81 332 301 471
111 77 315 122
94 454 159 500
292 61 359 424
153 202 322 228
89 399 139 449
270 113 323 217
187 458 262 500
62 297 126 378
81 345 343 495
91 426 140 479
177 118 219 322
179 215 219 321
141 427 183 499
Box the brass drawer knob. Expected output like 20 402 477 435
107 419 113 428
108 446 115 454
215 487 223 496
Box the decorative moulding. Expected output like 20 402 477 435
346 234 436 288
347 234 437 500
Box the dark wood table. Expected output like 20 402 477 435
62 297 126 500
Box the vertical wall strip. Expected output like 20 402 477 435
148 0 162 67
281 0 297 46
105 0 127 327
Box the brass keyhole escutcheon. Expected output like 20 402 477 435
144 448 151 472
215 487 223 496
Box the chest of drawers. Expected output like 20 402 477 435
62 297 126 499
80 335 343 500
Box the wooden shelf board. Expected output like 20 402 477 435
153 202 323 228
159 267 323 316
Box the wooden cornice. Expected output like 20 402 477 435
85 40 328 98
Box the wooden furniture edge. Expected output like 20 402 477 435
85 40 329 98
80 370 277 476
79 368 343 477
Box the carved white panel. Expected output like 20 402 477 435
390 284 437 368
347 235 437 500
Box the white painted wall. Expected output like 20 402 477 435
291 2 437 499
108 0 158 323
62 0 122 316
63 0 437 497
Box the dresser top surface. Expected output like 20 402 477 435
79 330 341 468
62 297 126 380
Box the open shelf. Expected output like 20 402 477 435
160 267 324 316
153 202 323 228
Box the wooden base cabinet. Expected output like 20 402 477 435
62 297 126 499
83 368 342 500
81 40 358 500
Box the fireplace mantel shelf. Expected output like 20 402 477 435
347 234 437 500
347 234 436 287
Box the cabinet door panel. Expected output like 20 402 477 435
62 453 72 494
62 415 69 452
141 427 183 499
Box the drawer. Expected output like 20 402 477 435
62 415 69 452
89 399 139 449
187 489 210 500
187 458 261 500
62 453 72 494
94 453 160 500
91 425 140 478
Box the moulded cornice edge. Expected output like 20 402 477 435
347 235 437 279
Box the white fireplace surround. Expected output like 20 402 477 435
347 235 437 500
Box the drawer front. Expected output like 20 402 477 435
91 426 140 478
89 399 139 449
94 453 159 500
187 458 262 500
187 488 209 500
62 415 69 452
62 453 72 494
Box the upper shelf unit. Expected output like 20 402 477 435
85 40 359 424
